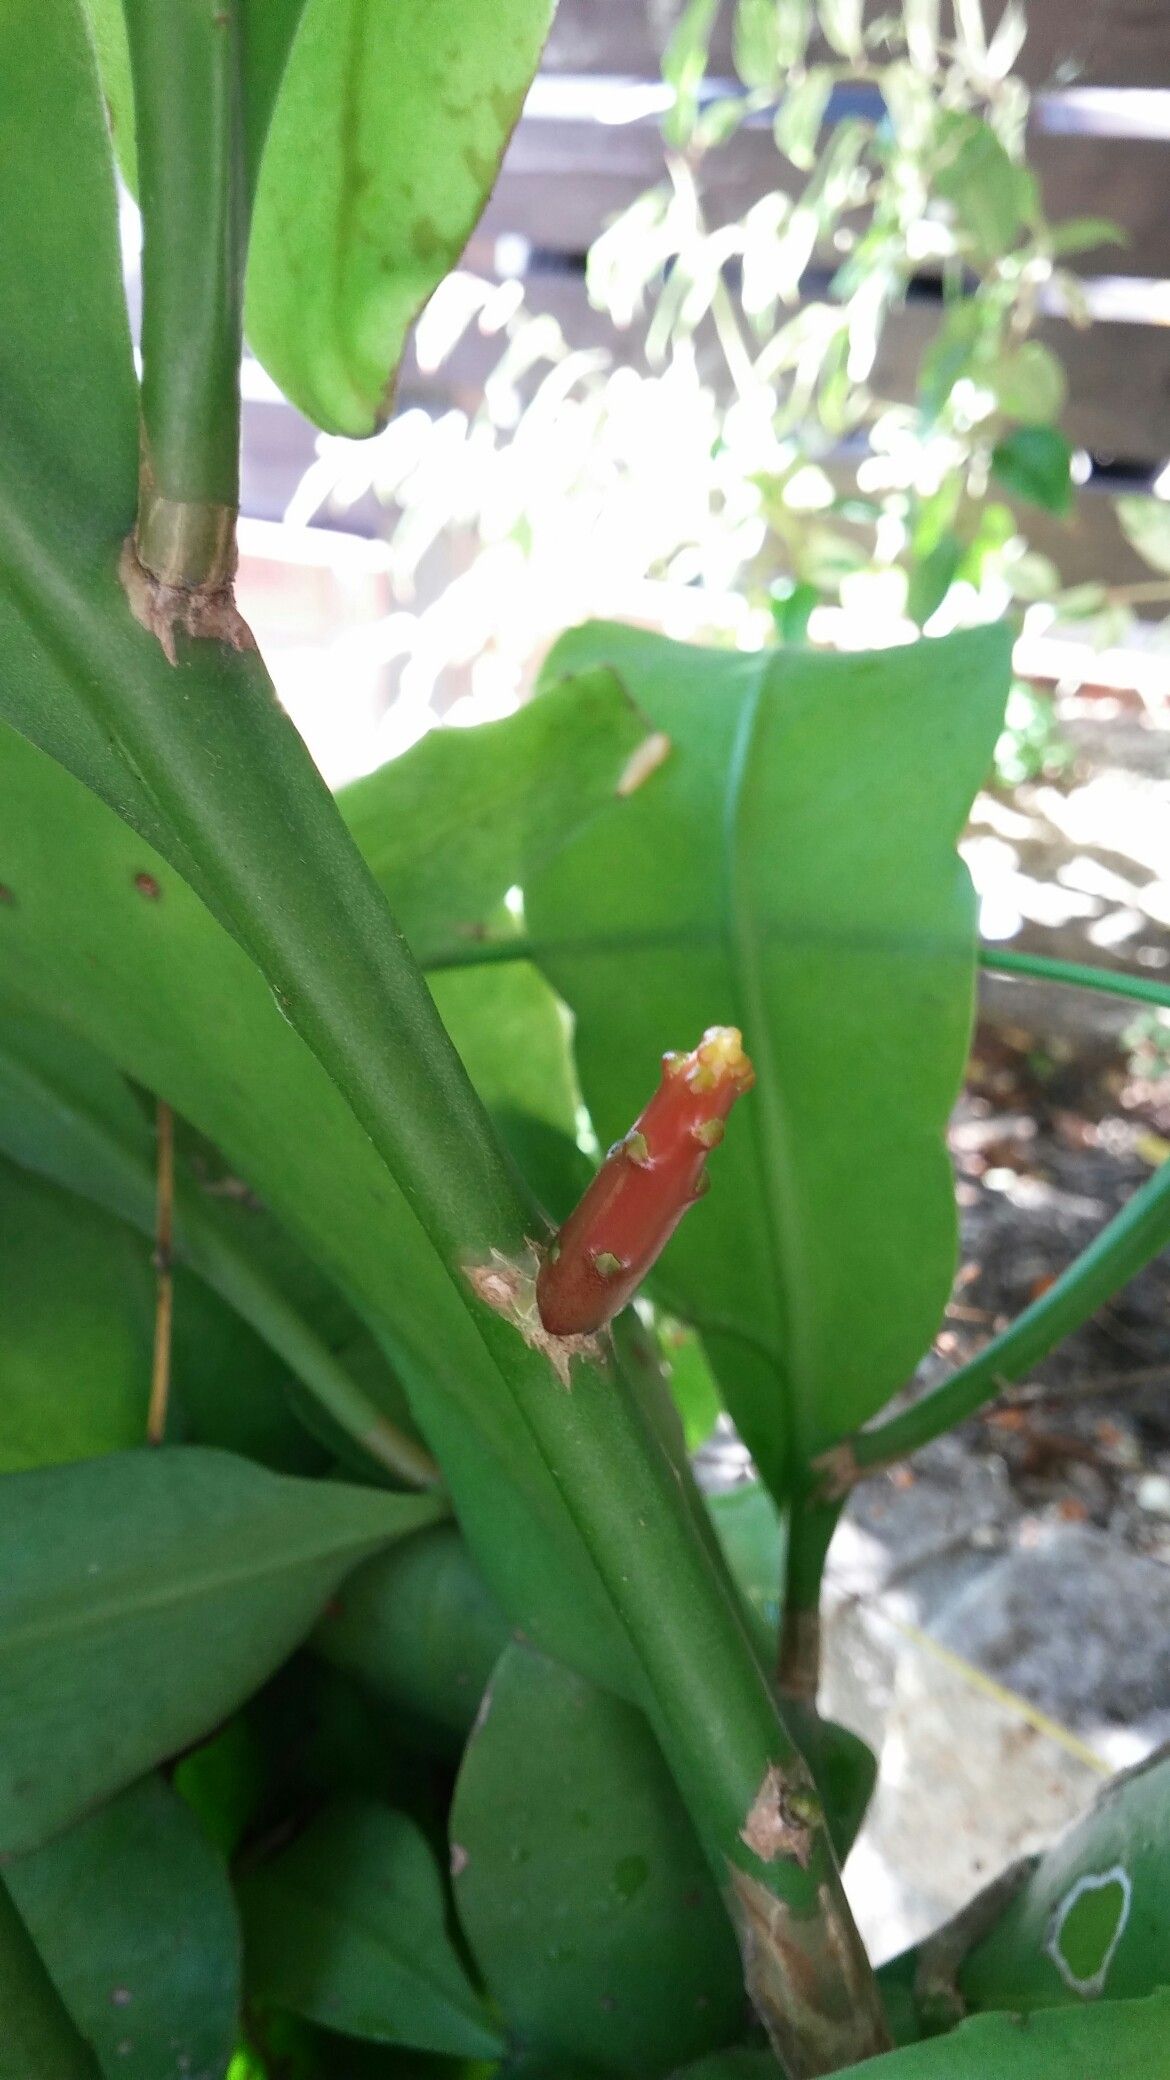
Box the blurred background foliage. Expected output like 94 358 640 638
286 0 1170 789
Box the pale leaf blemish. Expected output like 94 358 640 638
616 731 672 798
1046 1864 1132 1997
450 1841 469 1877
467 1242 603 1389
740 1765 821 1871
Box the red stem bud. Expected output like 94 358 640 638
536 1026 755 1338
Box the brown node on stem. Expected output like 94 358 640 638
466 1242 605 1389
810 1438 867 1501
740 1763 822 1871
119 535 256 668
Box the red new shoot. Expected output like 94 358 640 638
536 1026 755 1338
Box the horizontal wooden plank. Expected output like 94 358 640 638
542 0 1170 93
480 113 1170 280
439 259 1170 464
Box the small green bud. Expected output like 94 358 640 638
692 1117 724 1149
786 1789 823 1829
592 1250 623 1278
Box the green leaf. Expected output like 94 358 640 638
431 959 581 1208
0 713 640 1695
242 1797 502 2058
934 113 1029 261
339 668 653 964
0 1882 99 2080
660 1318 724 1451
0 12 871 2003
0 1000 411 1479
524 623 1011 1500
450 1643 743 2076
905 533 962 630
734 0 810 87
662 0 720 150
771 578 821 644
818 0 863 58
990 426 1074 515
1116 494 1170 576
5 1774 239 2080
959 1748 1170 2010
310 1524 509 1754
673 2057 779 2080
707 1484 786 1646
834 1994 1170 2077
916 302 984 422
0 1446 439 1850
774 68 835 171
173 1714 270 1861
245 0 555 433
1048 215 1125 257
0 1157 153 1471
992 341 1066 425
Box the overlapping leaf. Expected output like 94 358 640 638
450 1642 744 2076
0 1447 438 1849
242 1798 502 2057
835 1993 1170 2078
311 1524 509 1754
524 621 1011 1498
6 1774 239 2080
0 702 645 1696
959 1746 1170 2011
0 999 409 1477
0 1158 153 1471
0 1884 99 2080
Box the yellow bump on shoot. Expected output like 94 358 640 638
692 1117 725 1149
592 1249 624 1278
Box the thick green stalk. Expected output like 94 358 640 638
0 497 888 2076
124 0 247 585
979 946 1170 1015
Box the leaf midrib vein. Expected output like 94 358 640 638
721 663 814 1444
0 1521 393 1657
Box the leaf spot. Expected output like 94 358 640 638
1046 1864 1132 1997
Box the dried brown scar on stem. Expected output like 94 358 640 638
119 537 257 667
616 731 671 797
740 1765 822 1871
467 1243 604 1389
811 1438 866 1501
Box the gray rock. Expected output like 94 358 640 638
932 1524 1170 1733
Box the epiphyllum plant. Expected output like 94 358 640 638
1 6 1170 2080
